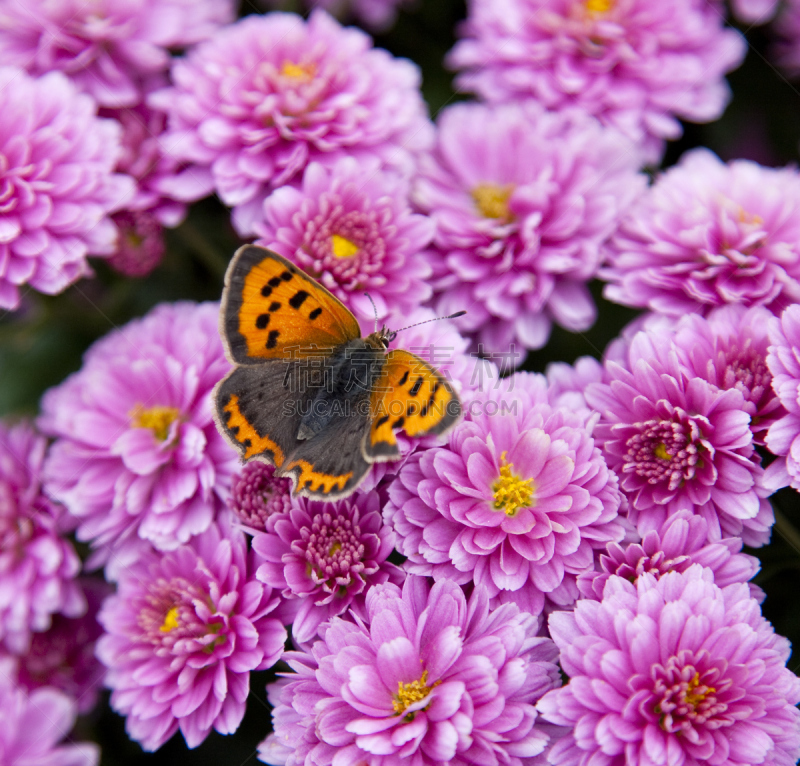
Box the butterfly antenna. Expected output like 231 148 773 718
364 293 379 334
391 311 467 336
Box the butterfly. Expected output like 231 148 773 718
213 244 463 499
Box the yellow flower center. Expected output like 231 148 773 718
492 451 535 517
684 672 716 708
160 606 179 633
281 61 316 81
585 0 613 12
331 234 360 258
393 670 438 715
653 443 671 461
130 404 180 442
737 207 763 226
471 183 514 220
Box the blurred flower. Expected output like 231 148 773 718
253 490 402 645
107 210 165 278
0 422 84 655
0 0 236 107
538 566 800 766
40 302 237 570
96 522 286 751
585 326 774 547
0 663 99 766
765 304 800 491
150 11 433 235
729 0 779 23
385 373 624 616
260 577 560 766
577 509 763 602
775 0 800 73
602 149 800 316
255 157 433 323
415 101 644 357
0 67 133 311
15 578 110 714
228 462 292 533
259 0 415 32
448 0 745 161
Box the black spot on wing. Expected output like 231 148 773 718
375 415 390 428
269 301 281 312
281 270 293 281
266 330 280 349
261 285 272 297
410 377 424 396
289 290 309 309
398 370 409 386
393 416 405 429
256 314 270 329
268 276 282 288
309 308 322 320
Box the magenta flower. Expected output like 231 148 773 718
546 355 606 428
448 0 745 161
577 509 763 602
775 0 800 73
585 327 774 547
150 11 433 235
14 577 110 714
385 374 624 616
96 522 286 751
602 149 800 316
0 67 133 310
39 302 238 569
765 304 800 491
107 210 165 278
730 0 779 23
415 101 644 356
538 566 800 766
0 666 99 766
259 577 561 766
0 0 236 107
0 422 85 655
253 490 403 645
229 462 292 534
255 157 433 322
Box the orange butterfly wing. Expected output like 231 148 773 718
365 349 461 461
220 245 361 363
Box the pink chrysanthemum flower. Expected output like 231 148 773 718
255 157 433 322
538 566 800 766
729 0 779 23
765 304 800 491
39 302 238 568
0 663 99 766
585 326 774 547
14 578 109 714
448 0 745 161
775 0 800 73
96 522 286 751
0 422 85 655
150 11 433 235
253 490 403 645
0 67 133 310
228 462 292 533
385 373 624 616
602 149 800 316
107 210 166 278
415 101 645 356
0 0 236 108
259 577 561 766
577 509 763 602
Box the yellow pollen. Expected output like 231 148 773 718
160 606 179 633
331 234 360 259
392 670 439 715
471 183 514 220
653 443 671 461
280 61 316 80
737 207 763 226
130 405 180 442
585 0 613 12
329 541 342 557
492 451 535 517
684 672 715 708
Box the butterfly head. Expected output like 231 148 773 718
375 325 397 348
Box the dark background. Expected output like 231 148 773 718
2 1 799 763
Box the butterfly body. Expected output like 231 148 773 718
214 245 462 499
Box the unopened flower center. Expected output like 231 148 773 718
303 511 365 592
160 606 179 633
331 233 360 258
492 451 534 516
130 404 180 441
653 658 727 734
624 417 705 491
281 61 316 81
393 669 438 715
471 183 514 220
